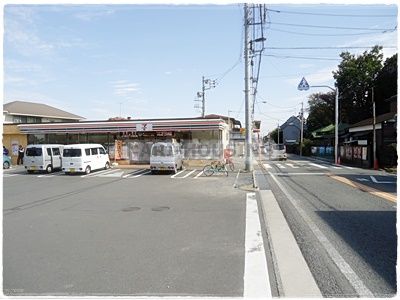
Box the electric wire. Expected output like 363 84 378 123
265 46 397 50
268 27 395 36
266 8 397 18
267 21 396 31
263 54 341 61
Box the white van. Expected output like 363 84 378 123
62 144 110 174
150 142 183 174
270 144 287 161
24 144 64 173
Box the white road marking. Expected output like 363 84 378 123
81 168 117 178
3 174 18 177
194 171 204 179
331 166 342 169
308 163 328 169
286 163 299 169
273 172 326 176
122 169 146 178
170 170 185 178
263 163 272 169
370 175 396 184
38 174 54 178
130 170 152 178
179 169 197 178
356 178 370 182
98 171 124 178
244 192 272 298
343 166 355 170
276 164 286 169
268 172 374 297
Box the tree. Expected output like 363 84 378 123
374 53 397 115
269 127 283 144
306 91 335 134
333 46 384 124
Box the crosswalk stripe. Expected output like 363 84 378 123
332 166 342 169
276 164 286 169
308 163 328 169
343 166 355 170
286 163 299 169
263 163 272 169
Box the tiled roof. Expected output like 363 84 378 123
3 101 84 120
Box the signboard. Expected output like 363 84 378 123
11 140 19 155
297 77 310 91
357 140 368 146
136 123 153 131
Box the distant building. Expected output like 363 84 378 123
3 100 84 124
3 100 84 164
280 116 302 145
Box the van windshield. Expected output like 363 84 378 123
151 144 173 157
26 148 42 156
63 149 82 157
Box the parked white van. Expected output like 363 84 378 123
62 144 110 174
150 142 183 174
24 144 64 173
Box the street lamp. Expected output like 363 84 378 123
298 77 339 164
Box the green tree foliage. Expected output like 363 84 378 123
374 53 397 115
333 46 384 124
306 91 335 134
269 127 283 144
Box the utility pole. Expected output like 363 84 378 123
244 3 252 172
201 76 206 118
277 122 280 145
300 101 304 156
372 87 378 170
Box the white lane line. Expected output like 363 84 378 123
194 171 204 179
263 163 272 169
308 163 328 169
180 169 197 178
80 168 117 178
170 170 185 178
244 192 272 298
331 166 342 169
286 163 299 169
272 172 326 176
99 171 125 178
343 166 355 170
122 169 146 178
130 170 151 178
3 174 18 177
38 174 54 178
276 164 286 169
268 172 374 297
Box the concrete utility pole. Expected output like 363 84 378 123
372 87 378 170
300 101 304 156
334 87 339 164
277 122 280 145
244 3 253 172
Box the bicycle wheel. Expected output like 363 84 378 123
203 165 214 176
224 166 229 177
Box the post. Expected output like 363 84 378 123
277 123 280 145
244 4 252 171
334 87 339 164
372 87 378 169
202 76 205 118
300 101 304 156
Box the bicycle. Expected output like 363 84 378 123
203 160 229 177
225 156 235 171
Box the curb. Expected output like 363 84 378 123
259 190 322 297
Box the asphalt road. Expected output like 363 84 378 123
3 166 257 296
257 154 397 297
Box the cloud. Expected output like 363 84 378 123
111 81 141 97
164 71 172 75
73 9 115 21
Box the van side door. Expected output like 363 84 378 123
90 147 99 170
52 147 62 169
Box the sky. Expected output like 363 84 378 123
3 0 398 135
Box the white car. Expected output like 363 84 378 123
270 144 287 160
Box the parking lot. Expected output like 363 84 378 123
3 166 259 296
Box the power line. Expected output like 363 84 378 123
268 28 394 36
266 8 397 18
265 46 397 50
267 21 396 31
263 54 341 61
